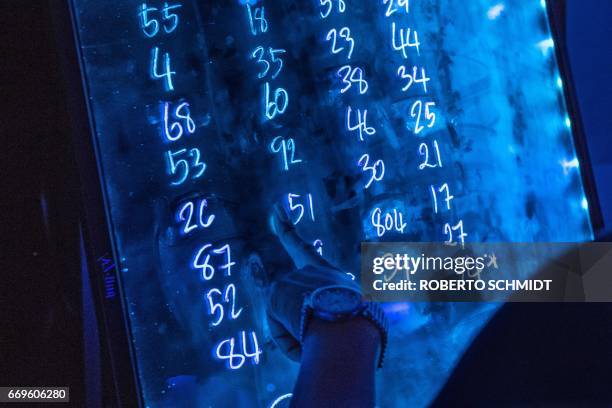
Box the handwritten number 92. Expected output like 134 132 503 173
410 100 436 134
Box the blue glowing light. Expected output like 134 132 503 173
269 393 292 408
581 197 589 211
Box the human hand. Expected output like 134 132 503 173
265 204 360 361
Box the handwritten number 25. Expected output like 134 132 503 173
410 100 436 134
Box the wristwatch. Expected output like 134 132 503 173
299 285 389 368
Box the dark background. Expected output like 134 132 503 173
0 1 610 406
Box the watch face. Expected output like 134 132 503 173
312 286 362 316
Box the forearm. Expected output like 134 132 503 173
291 317 380 408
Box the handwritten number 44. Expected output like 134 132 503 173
347 106 376 141
392 22 420 58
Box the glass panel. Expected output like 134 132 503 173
70 0 592 406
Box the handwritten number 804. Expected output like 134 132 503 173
320 0 345 18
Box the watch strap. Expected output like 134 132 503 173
299 294 389 369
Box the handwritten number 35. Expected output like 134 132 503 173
250 46 286 80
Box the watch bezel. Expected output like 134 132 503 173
309 285 364 322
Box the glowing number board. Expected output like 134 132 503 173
70 0 592 406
